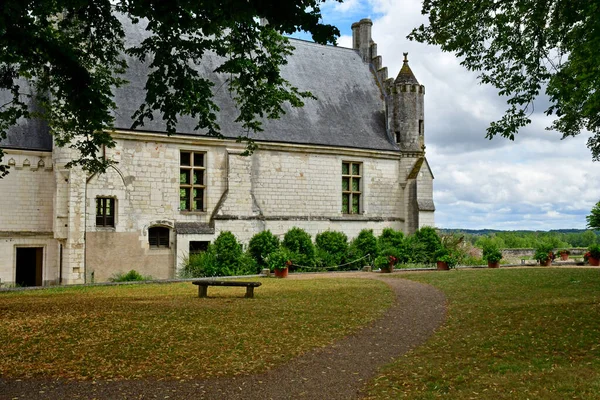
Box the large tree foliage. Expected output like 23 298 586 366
587 201 600 231
410 0 600 160
0 1 340 176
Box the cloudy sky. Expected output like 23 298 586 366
292 0 600 231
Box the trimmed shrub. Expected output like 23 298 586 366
179 250 219 278
179 232 258 278
315 230 348 268
213 231 243 270
409 226 442 264
237 252 259 275
110 270 152 282
403 235 425 264
379 246 401 261
248 230 280 268
348 229 378 267
378 228 407 262
282 227 315 267
378 228 404 251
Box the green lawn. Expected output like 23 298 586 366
364 268 600 399
0 278 393 380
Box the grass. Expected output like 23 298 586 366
0 278 393 380
363 268 600 399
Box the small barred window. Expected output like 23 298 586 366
96 198 115 227
149 227 170 248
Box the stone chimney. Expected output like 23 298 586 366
351 18 373 63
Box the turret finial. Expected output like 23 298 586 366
395 52 419 85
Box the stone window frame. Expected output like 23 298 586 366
180 151 206 212
148 226 170 248
341 161 362 214
96 197 116 227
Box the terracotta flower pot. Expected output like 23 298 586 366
488 261 500 268
540 259 552 266
589 257 600 266
436 261 449 271
380 266 393 273
274 267 289 278
560 254 569 261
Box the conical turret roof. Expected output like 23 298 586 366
395 53 419 85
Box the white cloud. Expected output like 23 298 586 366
334 0 363 13
299 0 600 230
338 35 352 48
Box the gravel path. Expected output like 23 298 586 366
0 274 446 400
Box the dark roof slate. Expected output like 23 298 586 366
417 199 435 212
174 222 215 235
113 17 397 151
0 81 52 151
1 16 398 153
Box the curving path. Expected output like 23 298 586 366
0 274 446 400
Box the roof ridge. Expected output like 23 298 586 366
287 37 358 53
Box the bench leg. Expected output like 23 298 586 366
198 285 208 298
245 286 255 298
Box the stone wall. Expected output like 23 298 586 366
501 248 588 258
0 151 54 232
86 231 174 282
1 132 435 284
82 133 413 278
0 150 57 285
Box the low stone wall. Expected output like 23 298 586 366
501 248 587 259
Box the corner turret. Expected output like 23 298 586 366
386 53 425 152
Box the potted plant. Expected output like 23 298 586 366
533 243 555 266
482 244 503 268
557 249 570 261
435 248 457 270
376 248 400 273
268 249 292 278
374 255 394 273
585 244 600 266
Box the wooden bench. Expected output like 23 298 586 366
192 280 262 298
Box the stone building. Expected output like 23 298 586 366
0 18 435 286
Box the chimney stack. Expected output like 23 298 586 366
351 18 373 63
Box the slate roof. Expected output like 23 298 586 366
417 199 435 212
113 17 397 151
2 16 398 153
174 222 215 235
0 81 52 151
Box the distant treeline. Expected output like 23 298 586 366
439 229 600 249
